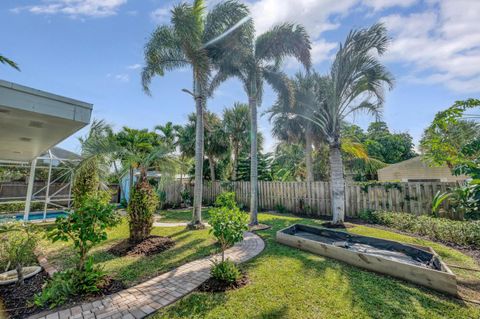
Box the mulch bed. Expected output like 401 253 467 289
0 271 125 319
198 274 249 293
0 270 48 319
108 235 175 257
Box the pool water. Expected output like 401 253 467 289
0 211 69 222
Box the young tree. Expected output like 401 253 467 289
142 0 253 229
295 24 394 224
210 23 311 225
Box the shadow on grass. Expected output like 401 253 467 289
155 214 476 319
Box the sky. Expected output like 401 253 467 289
1 0 479 155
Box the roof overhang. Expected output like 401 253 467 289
0 80 92 162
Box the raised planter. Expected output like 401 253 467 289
276 224 457 295
0 266 42 285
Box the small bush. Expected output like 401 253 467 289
0 222 38 285
35 258 105 308
274 204 287 214
210 259 241 284
0 202 43 214
359 211 480 247
214 192 238 210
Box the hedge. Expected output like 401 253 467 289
359 210 480 247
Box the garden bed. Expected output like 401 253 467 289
108 236 175 257
198 273 249 292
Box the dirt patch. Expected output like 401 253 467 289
108 236 175 257
198 273 249 293
321 222 356 229
0 270 48 319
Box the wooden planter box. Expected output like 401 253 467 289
276 224 457 295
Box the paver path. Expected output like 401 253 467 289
30 232 264 319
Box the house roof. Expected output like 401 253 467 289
0 80 92 162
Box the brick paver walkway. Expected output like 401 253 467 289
30 232 264 319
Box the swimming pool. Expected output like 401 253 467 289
0 211 69 222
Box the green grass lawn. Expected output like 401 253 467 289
40 219 217 286
151 210 480 319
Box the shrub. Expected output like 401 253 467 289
214 192 238 210
359 210 480 247
181 189 192 206
128 177 158 243
0 222 38 285
0 202 43 214
210 259 241 284
35 258 105 308
48 193 119 271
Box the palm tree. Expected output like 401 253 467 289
269 73 320 182
82 126 177 242
210 23 311 225
155 122 182 151
0 54 20 71
296 23 394 224
204 112 229 181
142 0 253 229
223 103 250 180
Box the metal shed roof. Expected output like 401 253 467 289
0 80 92 162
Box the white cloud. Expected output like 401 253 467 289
150 7 170 24
115 74 130 82
12 0 127 18
381 0 480 93
127 63 142 70
363 0 418 11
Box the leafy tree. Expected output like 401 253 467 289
209 207 247 262
48 193 119 271
364 121 416 163
295 24 394 224
0 54 20 71
142 0 253 229
421 99 480 169
210 23 311 225
271 143 306 181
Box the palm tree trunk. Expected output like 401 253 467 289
208 156 216 182
191 75 205 229
249 92 259 226
329 143 346 224
305 124 314 182
232 142 239 181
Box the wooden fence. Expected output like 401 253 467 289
162 181 458 217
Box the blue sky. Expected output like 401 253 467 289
1 0 479 154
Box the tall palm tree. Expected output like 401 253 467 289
0 54 20 71
269 73 320 182
155 122 182 151
223 102 250 180
296 23 394 224
142 0 253 229
210 23 311 225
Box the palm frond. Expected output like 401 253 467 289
0 54 20 71
255 23 311 70
142 25 188 94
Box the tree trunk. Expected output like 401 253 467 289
15 263 24 286
329 143 346 224
208 156 216 182
305 124 314 183
249 93 259 226
232 142 239 181
191 75 205 229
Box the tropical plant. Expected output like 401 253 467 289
431 191 451 217
142 0 253 229
48 193 118 271
155 122 182 151
204 112 229 181
0 54 20 71
294 24 394 224
0 222 37 285
210 23 311 225
223 103 250 180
